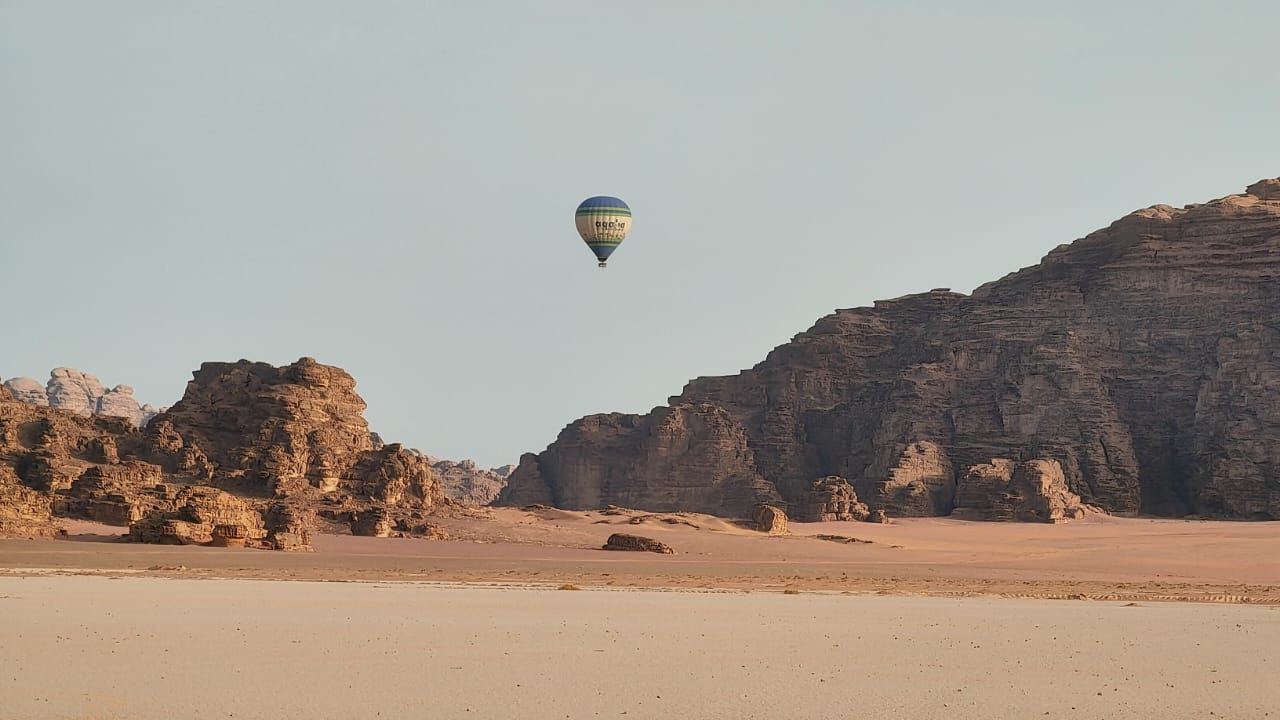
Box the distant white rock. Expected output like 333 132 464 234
2 376 48 406
2 368 165 427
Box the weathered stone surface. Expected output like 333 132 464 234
955 459 1087 523
351 507 392 537
0 464 61 538
496 402 783 516
602 533 675 554
46 368 106 418
792 476 870 522
954 460 1016 511
430 457 510 506
503 178 1280 520
866 441 956 517
263 502 314 551
129 486 267 545
151 358 444 510
59 461 168 526
752 504 789 534
211 523 249 547
1 358 448 550
2 377 48 406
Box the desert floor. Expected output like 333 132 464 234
2 508 1277 602
1 577 1278 719
1 509 1278 719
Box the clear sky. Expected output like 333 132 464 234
3 1 1277 468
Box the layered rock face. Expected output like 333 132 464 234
792 477 870 522
152 358 442 511
429 458 512 506
3 368 162 426
954 459 1088 523
497 403 782 516
0 358 449 544
501 179 1280 520
0 464 60 538
130 486 268 546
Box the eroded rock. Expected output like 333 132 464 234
793 476 870 522
954 459 1088 523
129 485 267 545
603 533 675 554
752 504 789 534
497 178 1280 521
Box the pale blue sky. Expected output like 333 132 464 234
3 1 1277 467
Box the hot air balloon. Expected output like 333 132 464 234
575 196 632 268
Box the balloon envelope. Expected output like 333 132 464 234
575 196 631 267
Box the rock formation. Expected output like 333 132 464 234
129 486 268 545
752 504 789 534
497 403 782 516
792 476 870 522
2 377 47 406
0 464 60 538
499 178 1280 520
150 358 443 512
602 533 675 554
0 358 452 545
429 457 511 506
3 368 162 426
954 459 1088 523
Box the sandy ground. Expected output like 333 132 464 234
2 508 1277 603
1 576 1278 720
1 510 1278 718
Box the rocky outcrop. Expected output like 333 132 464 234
2 377 48 406
1 358 453 549
351 507 392 537
497 403 782 516
0 464 61 538
602 533 675 554
792 476 870 522
867 441 956 517
430 458 511 506
151 358 444 512
500 178 1280 520
3 369 162 426
58 461 169 525
263 502 314 551
954 459 1088 523
752 504 789 534
129 486 267 545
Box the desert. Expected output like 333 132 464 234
6 4 1280 719
6 172 1280 717
2 511 1279 719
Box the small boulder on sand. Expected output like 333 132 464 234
752 504 789 535
603 533 674 554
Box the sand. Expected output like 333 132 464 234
1 509 1278 718
1 576 1277 719
3 508 1277 603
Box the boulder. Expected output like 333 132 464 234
752 504 789 534
603 533 675 554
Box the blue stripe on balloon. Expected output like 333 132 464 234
587 243 618 260
577 196 629 211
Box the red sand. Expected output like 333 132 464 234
4 508 1277 603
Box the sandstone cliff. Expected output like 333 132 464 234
499 403 782 516
499 178 1280 520
0 358 450 543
